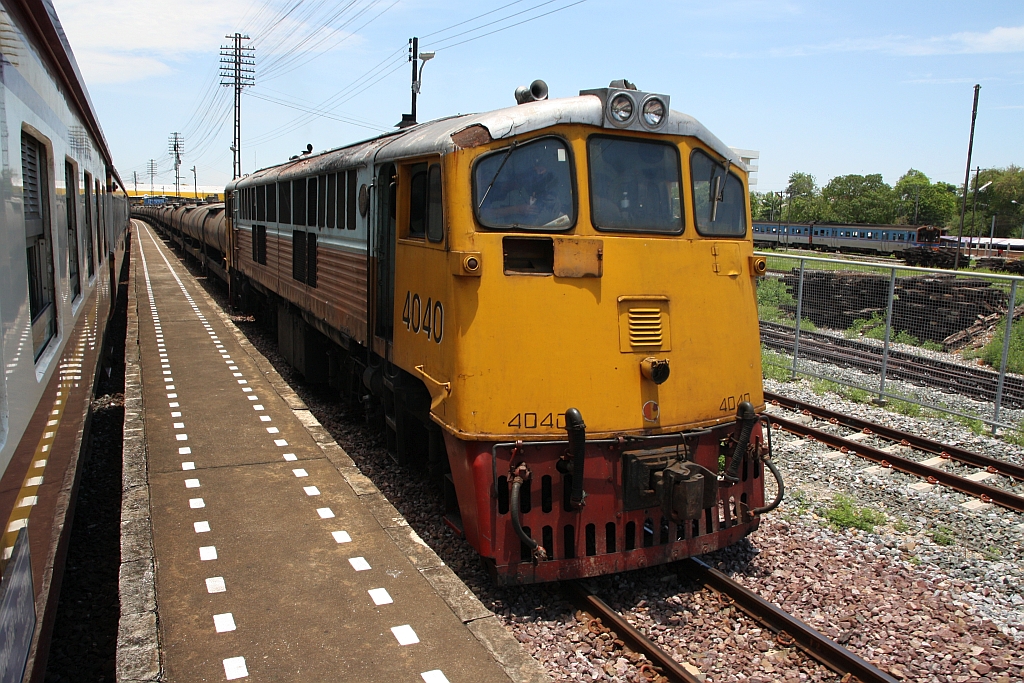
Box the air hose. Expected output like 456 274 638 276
751 416 784 515
510 466 546 562
724 401 757 483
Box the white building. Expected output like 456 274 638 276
730 148 759 189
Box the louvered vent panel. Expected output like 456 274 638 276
628 308 663 347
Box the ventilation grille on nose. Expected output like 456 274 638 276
628 308 663 347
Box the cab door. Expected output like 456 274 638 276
371 163 397 356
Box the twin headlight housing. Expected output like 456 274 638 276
582 81 671 132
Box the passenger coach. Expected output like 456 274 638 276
145 80 782 584
0 0 130 678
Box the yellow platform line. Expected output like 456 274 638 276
1 304 99 565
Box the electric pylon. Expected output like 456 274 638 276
220 33 255 179
168 133 184 197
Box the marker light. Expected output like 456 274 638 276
641 97 666 127
609 93 635 124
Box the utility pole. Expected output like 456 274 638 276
133 171 138 196
954 84 981 270
970 166 981 258
913 186 920 225
147 159 158 193
396 37 435 128
168 133 184 198
220 33 255 179
191 166 198 200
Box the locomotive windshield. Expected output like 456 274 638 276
691 149 747 237
474 137 575 230
588 136 682 234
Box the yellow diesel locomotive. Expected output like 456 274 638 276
136 80 781 584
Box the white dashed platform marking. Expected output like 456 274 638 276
368 588 393 606
214 613 237 633
223 656 248 680
391 625 419 645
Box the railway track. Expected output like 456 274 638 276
564 559 900 683
764 391 1024 513
759 321 1024 408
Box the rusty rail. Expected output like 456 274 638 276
765 391 1024 482
769 414 1024 513
561 581 703 683
679 558 900 683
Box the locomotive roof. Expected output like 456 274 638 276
228 93 743 190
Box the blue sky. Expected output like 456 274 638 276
56 0 1023 194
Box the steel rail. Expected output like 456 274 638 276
562 581 703 683
678 558 900 683
760 330 1021 406
769 414 1024 513
760 322 1024 406
765 392 1024 482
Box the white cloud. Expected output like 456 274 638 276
756 24 1024 59
73 49 175 84
56 0 251 83
54 0 369 84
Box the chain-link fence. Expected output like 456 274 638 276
757 251 1024 432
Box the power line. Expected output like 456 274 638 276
431 0 589 52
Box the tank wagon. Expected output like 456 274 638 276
135 80 783 584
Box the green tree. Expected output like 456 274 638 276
972 166 1024 238
751 191 785 221
894 169 957 226
821 174 896 224
786 172 816 199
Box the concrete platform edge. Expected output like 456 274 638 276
191 276 552 682
117 232 163 682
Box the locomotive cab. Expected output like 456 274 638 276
381 83 776 583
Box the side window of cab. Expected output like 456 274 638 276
406 162 444 243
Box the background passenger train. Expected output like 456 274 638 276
134 81 782 584
752 221 945 254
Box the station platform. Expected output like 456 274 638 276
116 221 549 683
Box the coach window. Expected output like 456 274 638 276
318 174 328 228
293 177 306 226
690 149 746 237
22 132 57 360
326 173 337 229
83 171 96 277
65 161 81 301
347 170 358 230
278 181 291 224
307 176 318 227
256 185 266 221
474 137 574 231
267 182 277 222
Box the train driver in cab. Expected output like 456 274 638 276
475 138 573 229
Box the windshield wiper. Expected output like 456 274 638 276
710 158 731 222
477 141 518 209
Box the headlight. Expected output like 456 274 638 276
608 93 635 124
641 96 666 127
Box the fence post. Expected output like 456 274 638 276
992 278 1018 434
876 266 898 405
791 258 806 380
